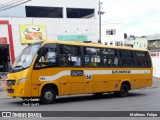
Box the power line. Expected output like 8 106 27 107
0 0 22 9
0 0 31 11
0 0 32 12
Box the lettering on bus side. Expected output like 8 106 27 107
86 74 92 80
71 70 84 76
112 70 131 74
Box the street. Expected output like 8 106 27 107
0 79 160 111
0 78 160 120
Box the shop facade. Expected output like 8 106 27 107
0 20 15 74
0 0 99 73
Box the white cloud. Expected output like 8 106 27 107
101 0 160 36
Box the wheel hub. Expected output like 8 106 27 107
44 91 53 100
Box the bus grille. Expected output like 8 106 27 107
7 80 16 86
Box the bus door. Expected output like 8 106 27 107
31 43 72 96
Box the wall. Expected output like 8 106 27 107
152 57 160 78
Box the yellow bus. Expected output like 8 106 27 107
6 40 153 104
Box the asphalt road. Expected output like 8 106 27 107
0 79 160 120
0 87 160 111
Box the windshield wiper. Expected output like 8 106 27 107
12 65 24 71
9 65 25 72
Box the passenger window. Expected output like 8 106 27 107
120 50 136 67
102 49 118 67
59 45 81 67
135 51 151 67
84 47 101 67
35 44 57 68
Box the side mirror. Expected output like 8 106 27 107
38 47 47 56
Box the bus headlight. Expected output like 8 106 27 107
18 78 28 85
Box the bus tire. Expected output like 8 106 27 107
40 87 56 104
114 84 129 97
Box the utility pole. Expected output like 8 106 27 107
98 0 105 43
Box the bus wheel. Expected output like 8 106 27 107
40 87 56 104
114 84 129 97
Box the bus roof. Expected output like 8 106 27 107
42 40 148 52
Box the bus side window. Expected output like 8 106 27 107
102 48 118 67
59 44 82 67
120 50 136 67
135 51 151 67
84 47 100 67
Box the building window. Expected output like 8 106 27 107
115 41 123 46
106 29 116 35
67 8 95 18
26 6 63 18
110 41 113 45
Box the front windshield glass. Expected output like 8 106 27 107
13 42 42 70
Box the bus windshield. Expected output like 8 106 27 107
12 43 42 71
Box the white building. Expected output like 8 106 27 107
124 36 148 49
101 23 124 46
0 0 99 72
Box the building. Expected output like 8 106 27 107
101 23 124 46
124 36 148 49
146 34 160 78
146 34 160 50
0 0 99 73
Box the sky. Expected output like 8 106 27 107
101 0 160 36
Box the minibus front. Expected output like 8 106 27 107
6 42 43 98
